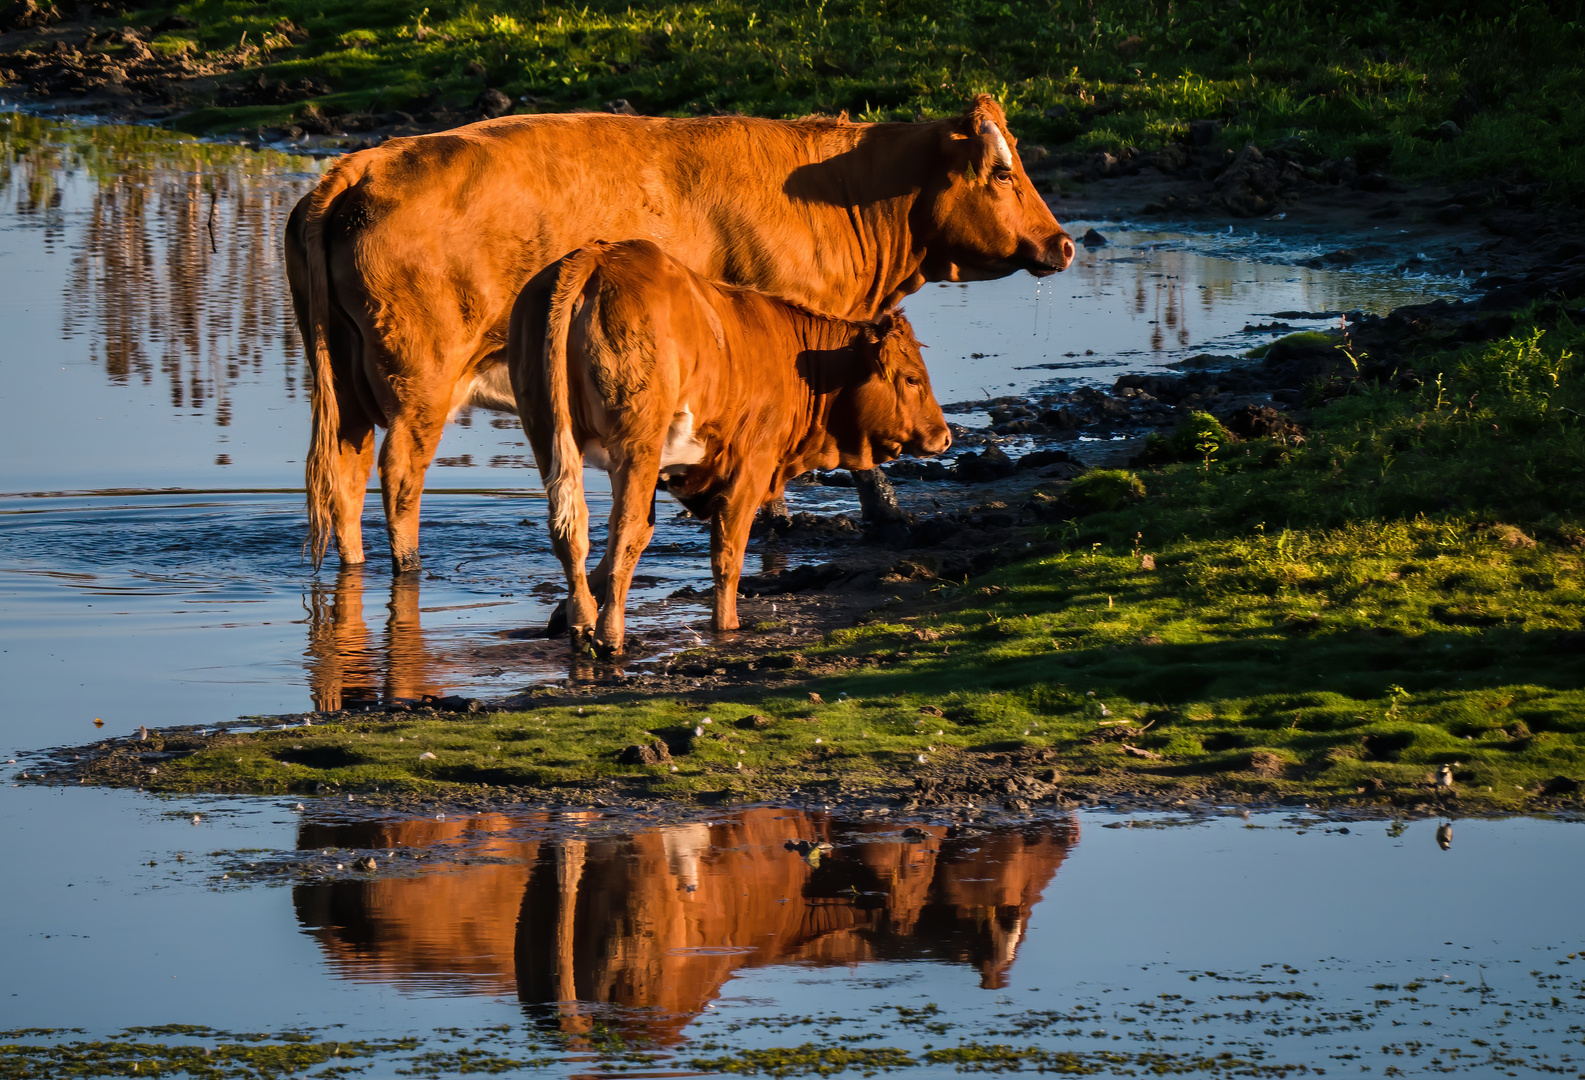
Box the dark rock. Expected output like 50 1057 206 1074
464 60 487 77
1432 203 1465 225
1017 448 1075 470
424 694 483 713
1044 103 1069 119
1 0 65 30
734 714 773 730
738 561 847 596
1220 404 1303 442
1037 405 1088 429
885 459 953 482
617 740 672 766
1538 775 1580 796
603 98 638 115
1080 228 1108 248
475 88 512 118
1351 171 1391 193
152 13 194 31
954 445 1016 483
1435 119 1462 142
1187 118 1219 147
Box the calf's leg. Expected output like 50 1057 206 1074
709 468 774 632
546 474 599 654
592 453 659 657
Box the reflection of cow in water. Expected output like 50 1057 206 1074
302 565 449 711
293 809 1077 1044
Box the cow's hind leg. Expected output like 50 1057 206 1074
378 407 448 573
592 454 659 657
331 410 376 565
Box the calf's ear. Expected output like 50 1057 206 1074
862 316 897 379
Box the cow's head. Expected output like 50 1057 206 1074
917 95 1075 282
833 312 951 471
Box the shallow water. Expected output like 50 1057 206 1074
4 791 1584 1078
0 114 1456 747
15 114 1556 1075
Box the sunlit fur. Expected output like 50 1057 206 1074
286 95 1071 571
508 239 951 657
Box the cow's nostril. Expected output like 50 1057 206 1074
1058 235 1075 268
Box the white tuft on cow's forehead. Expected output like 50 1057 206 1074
979 120 1014 171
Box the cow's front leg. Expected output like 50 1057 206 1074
592 455 659 657
709 469 773 632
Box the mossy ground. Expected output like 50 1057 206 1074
86 304 1585 813
23 0 1585 196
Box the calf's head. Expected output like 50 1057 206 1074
919 95 1075 282
832 312 951 470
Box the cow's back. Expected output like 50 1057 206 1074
330 112 888 346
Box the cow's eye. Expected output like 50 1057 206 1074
992 166 1014 184
904 375 922 388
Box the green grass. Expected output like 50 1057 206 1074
119 303 1585 811
29 0 1582 193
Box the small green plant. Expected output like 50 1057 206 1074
1067 469 1147 513
1165 411 1230 464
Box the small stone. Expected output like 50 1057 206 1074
418 751 437 760
353 856 377 872
475 87 512 118
1080 228 1108 248
1435 120 1461 142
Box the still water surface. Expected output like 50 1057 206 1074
9 114 1567 1077
4 790 1584 1077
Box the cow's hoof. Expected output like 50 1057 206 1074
391 553 422 575
543 599 568 638
594 641 626 661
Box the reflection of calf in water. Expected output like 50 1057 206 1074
303 565 448 710
292 809 1077 1045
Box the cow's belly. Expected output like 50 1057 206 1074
461 363 518 414
581 406 706 477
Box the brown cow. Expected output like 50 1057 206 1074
508 240 949 657
288 95 1072 572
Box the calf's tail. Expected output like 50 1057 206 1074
299 157 364 569
542 248 603 546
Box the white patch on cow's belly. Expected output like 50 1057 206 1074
581 439 613 472
660 406 706 470
460 364 517 415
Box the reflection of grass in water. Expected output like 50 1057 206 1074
100 0 1583 191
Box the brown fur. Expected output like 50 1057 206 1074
508 240 951 657
287 96 1073 570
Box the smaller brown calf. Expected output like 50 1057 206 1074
508 239 951 657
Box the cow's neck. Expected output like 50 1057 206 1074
780 315 872 469
695 119 944 320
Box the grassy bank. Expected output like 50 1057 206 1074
9 0 1583 193
80 302 1585 812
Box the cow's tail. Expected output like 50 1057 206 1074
543 248 602 546
300 157 365 570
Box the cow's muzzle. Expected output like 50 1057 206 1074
1026 232 1076 276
